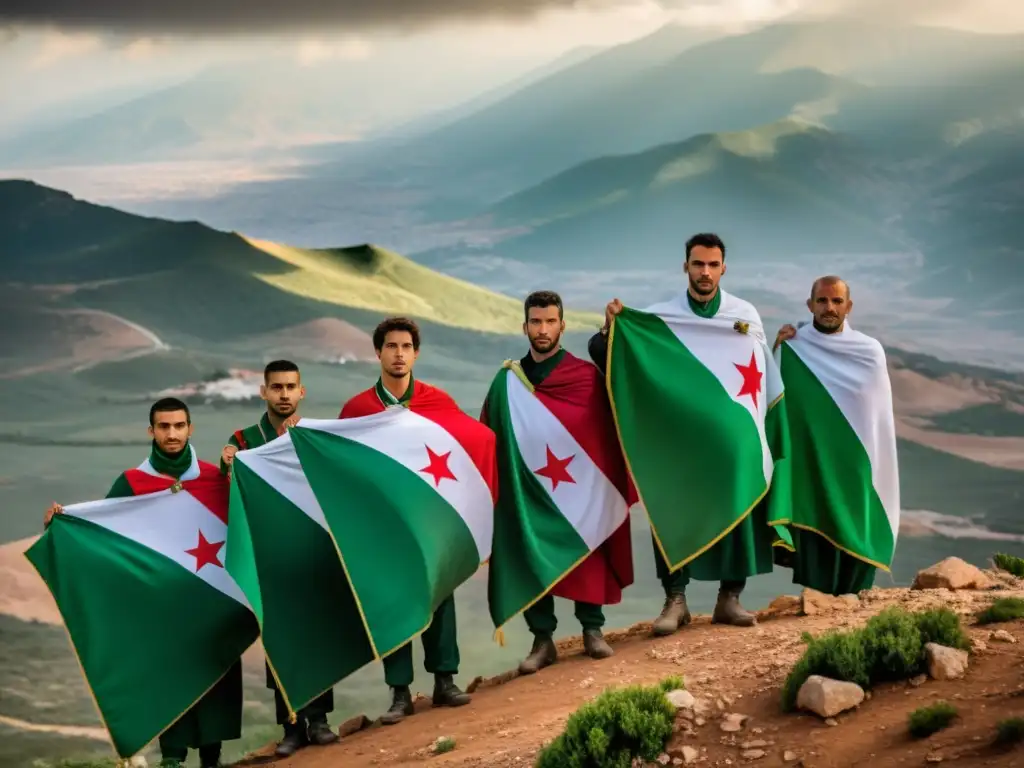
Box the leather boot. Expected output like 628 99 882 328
583 628 614 659
275 722 308 757
380 686 414 725
518 635 557 674
712 585 757 627
652 593 691 636
307 717 339 746
432 674 471 708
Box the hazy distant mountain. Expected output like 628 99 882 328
357 19 1024 202
381 44 604 140
477 120 904 268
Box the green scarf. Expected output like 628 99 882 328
149 441 193 479
687 288 721 319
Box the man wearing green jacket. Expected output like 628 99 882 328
220 360 338 757
45 397 241 768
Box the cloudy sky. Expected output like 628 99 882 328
0 0 1020 130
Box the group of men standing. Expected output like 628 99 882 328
42 231 897 767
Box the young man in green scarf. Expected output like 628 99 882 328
587 233 773 636
45 398 242 768
219 360 338 757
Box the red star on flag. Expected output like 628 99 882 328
419 445 458 487
534 445 577 492
185 530 225 572
734 351 763 409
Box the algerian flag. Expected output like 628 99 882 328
227 410 496 716
24 476 258 758
608 292 791 569
482 359 631 632
775 322 900 569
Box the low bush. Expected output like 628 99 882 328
782 606 970 711
535 680 676 768
993 553 1024 578
908 702 958 738
915 607 971 651
782 630 869 711
976 597 1024 626
995 717 1024 747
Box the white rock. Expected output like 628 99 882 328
666 689 697 710
657 754 671 766
681 746 699 764
720 713 749 732
783 751 799 763
925 643 970 681
742 750 766 760
796 676 865 718
991 629 1017 644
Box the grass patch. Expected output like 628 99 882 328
535 681 676 768
994 553 1024 578
908 702 958 738
658 675 685 692
782 607 969 711
433 736 456 755
976 597 1024 625
995 717 1024 747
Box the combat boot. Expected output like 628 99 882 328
652 593 691 636
712 585 757 627
433 674 471 708
274 721 308 757
380 686 414 725
307 716 339 746
582 628 614 659
518 636 557 674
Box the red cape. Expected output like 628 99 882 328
340 379 498 503
123 462 229 523
485 351 635 606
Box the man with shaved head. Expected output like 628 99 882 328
773 276 900 596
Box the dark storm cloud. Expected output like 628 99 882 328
0 0 626 33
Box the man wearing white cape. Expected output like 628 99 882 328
774 276 900 596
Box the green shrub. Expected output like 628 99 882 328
535 683 676 768
915 607 972 652
433 736 456 754
782 606 971 711
862 607 924 682
977 597 1024 625
782 629 869 711
908 702 958 738
995 717 1024 747
994 553 1024 578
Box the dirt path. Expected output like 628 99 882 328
244 585 1024 768
0 713 108 741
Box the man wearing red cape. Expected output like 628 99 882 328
338 316 480 726
481 291 634 675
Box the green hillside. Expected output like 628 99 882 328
0 180 600 349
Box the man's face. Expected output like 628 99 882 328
378 330 418 378
148 409 193 454
808 281 852 332
262 371 304 418
685 245 726 297
524 305 564 355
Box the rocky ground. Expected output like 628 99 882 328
239 558 1024 768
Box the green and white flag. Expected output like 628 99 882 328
227 410 497 715
608 291 791 569
775 322 900 569
24 466 258 758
